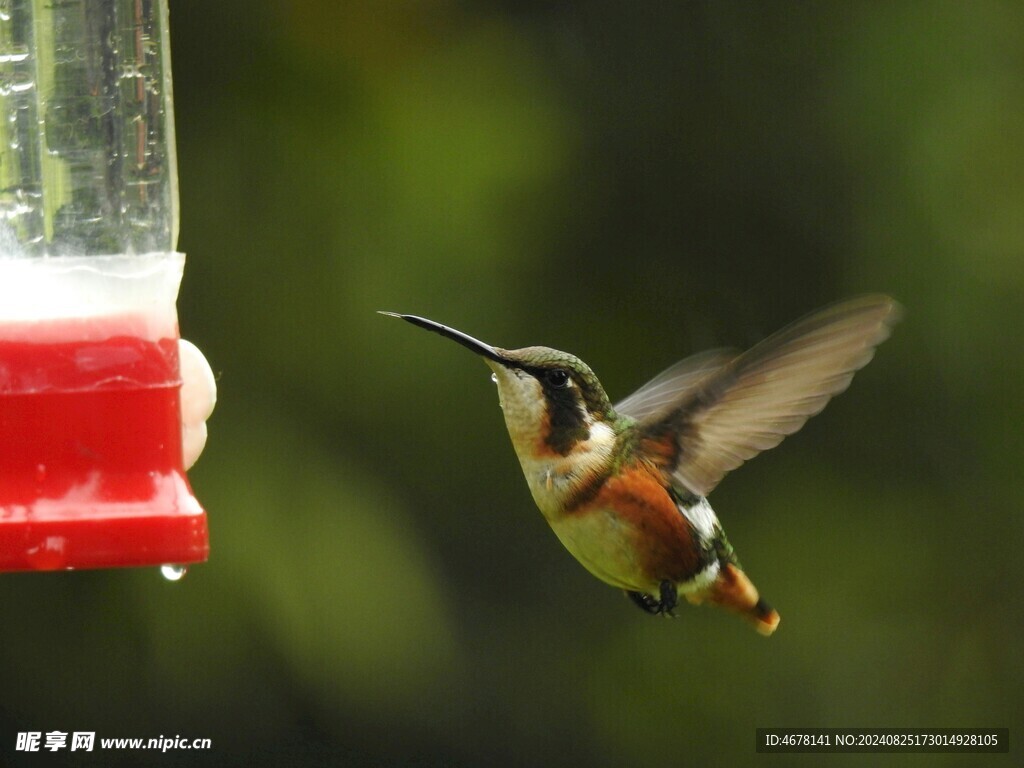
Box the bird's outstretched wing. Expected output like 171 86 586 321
627 295 901 497
615 348 736 423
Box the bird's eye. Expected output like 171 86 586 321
545 369 571 389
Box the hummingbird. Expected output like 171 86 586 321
381 296 900 635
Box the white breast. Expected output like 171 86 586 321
518 420 617 518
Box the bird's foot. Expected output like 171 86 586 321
627 590 661 614
626 580 678 617
659 580 678 617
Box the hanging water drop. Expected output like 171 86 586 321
160 564 187 581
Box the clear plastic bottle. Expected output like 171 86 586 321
0 0 178 256
0 0 207 571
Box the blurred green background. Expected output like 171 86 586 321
2 1 1023 765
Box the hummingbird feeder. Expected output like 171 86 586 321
0 1 208 571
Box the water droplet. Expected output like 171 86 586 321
490 373 498 384
160 564 187 582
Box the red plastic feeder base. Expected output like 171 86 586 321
0 475 208 572
0 318 210 572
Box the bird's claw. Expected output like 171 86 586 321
626 580 678 617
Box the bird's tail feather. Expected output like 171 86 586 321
689 563 781 636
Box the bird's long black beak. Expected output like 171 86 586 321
379 312 509 365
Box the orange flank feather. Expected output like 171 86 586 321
578 462 704 585
638 430 679 470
